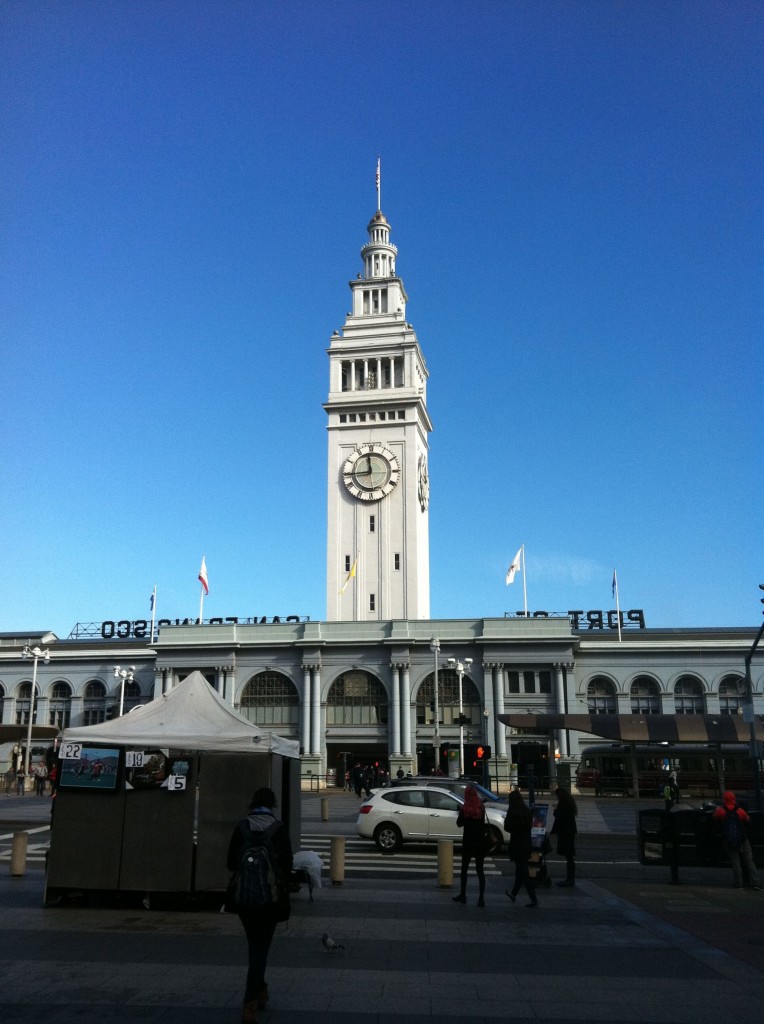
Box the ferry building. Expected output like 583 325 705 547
1 199 761 785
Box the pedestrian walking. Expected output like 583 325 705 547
662 771 680 811
35 762 48 796
452 784 487 907
226 787 293 1022
504 789 538 907
551 786 578 887
712 791 762 890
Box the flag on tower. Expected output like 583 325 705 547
150 586 156 611
611 569 617 598
375 157 380 189
505 547 523 585
340 558 357 594
198 557 209 595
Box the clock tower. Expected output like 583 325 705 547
325 203 431 620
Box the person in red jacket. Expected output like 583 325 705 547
712 791 761 890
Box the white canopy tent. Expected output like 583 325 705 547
59 670 299 758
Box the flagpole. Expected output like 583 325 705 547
613 569 622 642
199 583 205 624
521 544 528 616
150 585 156 644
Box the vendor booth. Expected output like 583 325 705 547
45 671 300 905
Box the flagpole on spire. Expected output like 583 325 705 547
612 569 622 642
376 156 381 211
505 545 527 616
198 556 209 623
150 585 157 644
521 544 528 617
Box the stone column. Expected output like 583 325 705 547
554 662 569 758
400 664 412 756
493 664 507 757
311 665 321 756
301 665 311 754
390 663 401 756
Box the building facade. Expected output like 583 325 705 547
1 620 761 784
1 196 761 784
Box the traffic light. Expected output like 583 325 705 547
760 583 764 614
476 745 492 761
455 714 470 726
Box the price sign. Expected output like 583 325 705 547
167 775 186 791
60 742 83 760
126 751 145 768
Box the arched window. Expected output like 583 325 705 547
240 672 299 727
586 677 617 715
416 670 481 727
326 671 388 726
49 681 72 729
674 675 704 715
83 679 107 726
719 674 745 715
15 681 38 726
630 676 660 715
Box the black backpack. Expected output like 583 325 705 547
232 819 284 909
722 807 745 849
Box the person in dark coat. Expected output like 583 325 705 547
504 789 538 907
452 784 488 907
551 786 578 887
227 787 293 1023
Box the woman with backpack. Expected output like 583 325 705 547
452 784 488 907
226 787 293 1023
711 791 761 890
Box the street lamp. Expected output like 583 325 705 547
21 645 50 776
114 665 136 716
429 638 441 769
448 656 473 776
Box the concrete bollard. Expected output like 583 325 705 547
437 838 454 888
10 832 28 877
321 797 329 821
330 835 345 885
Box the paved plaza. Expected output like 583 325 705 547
1 792 763 1023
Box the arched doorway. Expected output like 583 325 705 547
326 671 389 788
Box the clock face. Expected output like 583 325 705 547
418 453 429 511
343 444 400 501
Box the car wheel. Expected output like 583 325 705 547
486 826 502 855
374 823 403 852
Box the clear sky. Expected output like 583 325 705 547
2 1 761 638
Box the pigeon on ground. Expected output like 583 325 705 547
321 932 345 951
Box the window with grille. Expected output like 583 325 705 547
240 672 299 727
326 671 388 726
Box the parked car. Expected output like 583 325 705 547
357 784 509 853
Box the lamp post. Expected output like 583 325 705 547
21 645 50 776
448 656 473 776
429 638 441 772
114 665 136 716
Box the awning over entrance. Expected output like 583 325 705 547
0 725 59 744
497 713 764 744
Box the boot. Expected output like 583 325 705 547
256 985 269 1010
452 892 466 903
241 999 258 1023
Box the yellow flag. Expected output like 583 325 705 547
339 558 357 594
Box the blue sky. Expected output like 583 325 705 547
2 0 761 637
